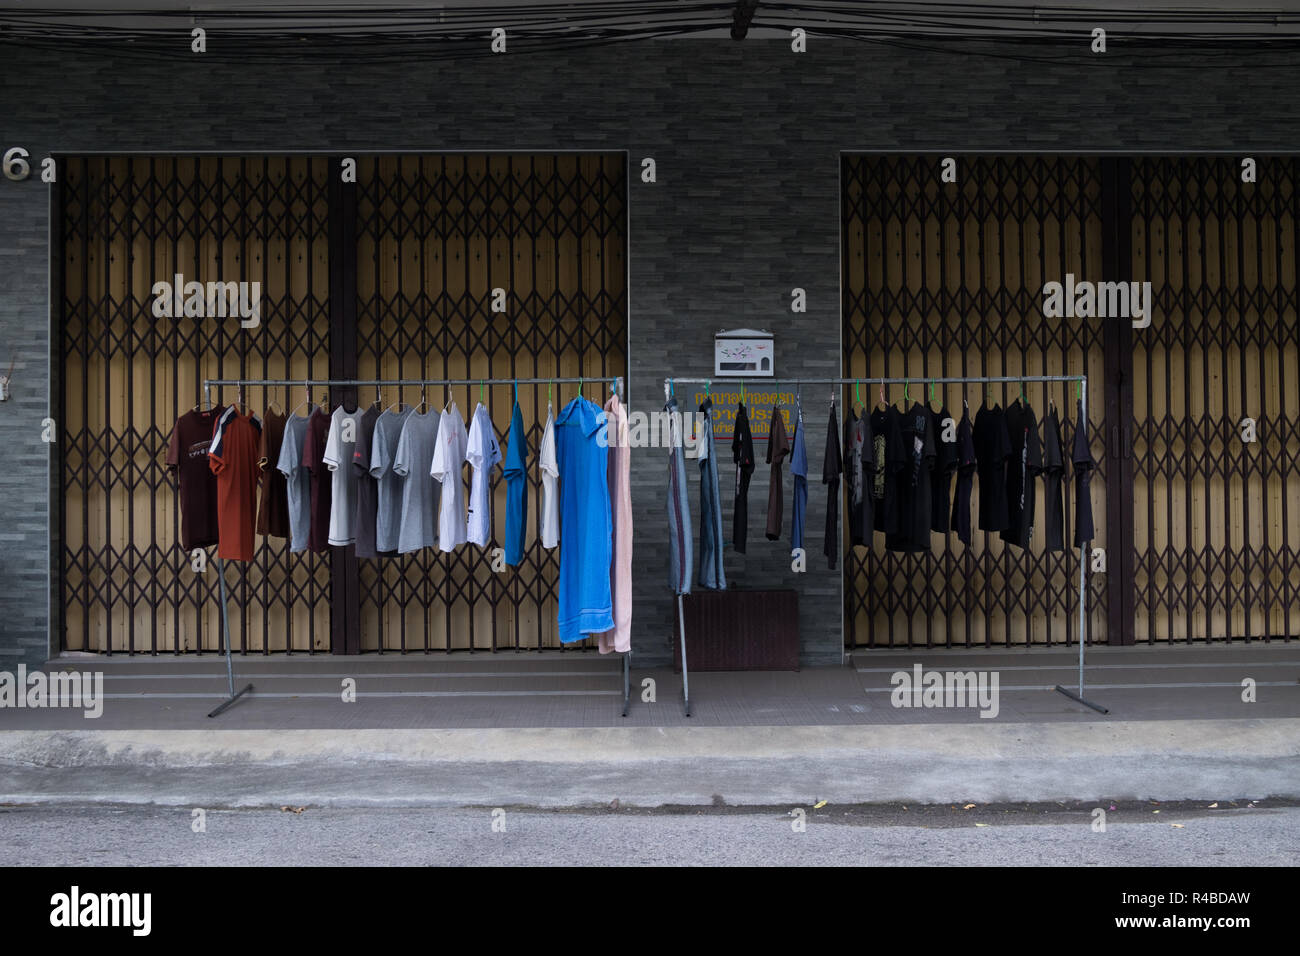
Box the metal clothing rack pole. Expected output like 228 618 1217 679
200 374 629 718
664 373 1106 715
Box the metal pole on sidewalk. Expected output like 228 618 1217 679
208 557 254 718
678 594 691 717
1054 376 1108 715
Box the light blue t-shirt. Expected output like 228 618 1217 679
555 396 613 641
275 412 312 553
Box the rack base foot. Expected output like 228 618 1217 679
1054 684 1109 714
207 683 255 718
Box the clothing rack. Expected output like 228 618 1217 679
665 374 1106 716
200 374 630 718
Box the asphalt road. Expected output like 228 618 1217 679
1 802 1295 866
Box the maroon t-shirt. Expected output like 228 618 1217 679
166 406 225 550
256 409 290 538
303 408 332 553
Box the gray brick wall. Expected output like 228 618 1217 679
2 40 1298 667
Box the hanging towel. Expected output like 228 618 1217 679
666 394 694 596
696 396 726 590
598 393 634 652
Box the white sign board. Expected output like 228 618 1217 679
714 328 774 377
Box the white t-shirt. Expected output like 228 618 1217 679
465 402 502 547
322 405 364 546
539 405 559 549
430 401 468 552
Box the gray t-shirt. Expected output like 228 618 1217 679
275 412 312 553
351 405 384 559
368 406 414 555
392 408 441 554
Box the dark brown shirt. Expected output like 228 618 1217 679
303 408 332 553
166 406 224 551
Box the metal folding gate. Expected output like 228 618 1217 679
841 153 1300 648
56 152 627 654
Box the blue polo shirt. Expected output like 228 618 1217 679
555 396 614 641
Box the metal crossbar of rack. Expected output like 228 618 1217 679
201 375 629 718
665 374 1105 716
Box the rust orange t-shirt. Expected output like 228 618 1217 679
208 407 263 562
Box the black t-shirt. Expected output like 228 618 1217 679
1071 399 1096 546
856 410 876 543
843 407 862 546
871 405 905 535
929 403 958 534
1001 400 1043 550
822 402 842 569
886 402 936 553
973 403 1012 532
950 407 978 545
732 402 755 554
1041 405 1066 552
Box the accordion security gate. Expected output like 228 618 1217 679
56 153 628 655
842 153 1300 649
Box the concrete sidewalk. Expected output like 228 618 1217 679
1 644 1296 807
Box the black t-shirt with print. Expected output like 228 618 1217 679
950 407 978 545
856 409 876 543
1041 405 1066 551
886 402 936 553
1001 400 1043 550
843 407 862 547
871 405 905 536
929 403 958 534
973 403 1012 532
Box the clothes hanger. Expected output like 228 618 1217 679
191 388 218 413
290 380 312 417
877 381 886 410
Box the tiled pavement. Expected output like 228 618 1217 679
3 642 1296 730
